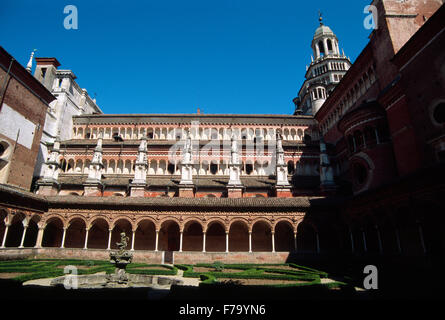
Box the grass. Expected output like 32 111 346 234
0 259 177 283
175 262 343 289
0 259 347 290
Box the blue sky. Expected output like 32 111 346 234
1 0 372 115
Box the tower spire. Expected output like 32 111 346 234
318 11 323 26
26 49 37 72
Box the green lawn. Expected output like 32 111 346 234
0 259 177 283
0 259 347 289
175 262 347 289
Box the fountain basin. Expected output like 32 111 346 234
50 273 183 289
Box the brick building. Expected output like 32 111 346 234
0 47 55 190
0 0 444 266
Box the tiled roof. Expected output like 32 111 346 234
56 174 320 189
0 183 342 212
72 113 316 126
45 194 330 210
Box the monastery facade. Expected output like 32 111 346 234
0 0 444 265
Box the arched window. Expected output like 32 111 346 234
245 163 253 175
318 41 325 56
354 130 364 149
167 163 175 175
327 39 333 52
210 163 218 175
287 161 295 175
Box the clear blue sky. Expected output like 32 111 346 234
1 0 372 115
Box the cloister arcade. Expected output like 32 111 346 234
1 205 440 258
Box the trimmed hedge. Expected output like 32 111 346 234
0 259 177 282
178 264 322 286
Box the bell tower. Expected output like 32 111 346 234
312 13 341 59
294 13 352 116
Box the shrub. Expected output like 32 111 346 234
212 261 225 272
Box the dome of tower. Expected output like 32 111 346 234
313 24 335 40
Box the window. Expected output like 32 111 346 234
327 39 333 52
352 163 368 186
41 68 47 79
347 135 355 153
318 41 325 56
245 163 253 175
287 161 295 175
433 102 445 124
0 143 5 157
210 163 218 175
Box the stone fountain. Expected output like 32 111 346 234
106 232 134 286
49 232 184 290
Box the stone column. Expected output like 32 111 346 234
19 225 28 248
225 232 229 253
349 228 355 253
202 232 206 253
376 225 383 254
1 223 10 248
249 232 252 253
271 232 275 253
83 229 89 250
316 233 320 254
294 232 297 252
323 38 329 56
375 128 380 144
155 230 159 252
362 230 367 253
60 227 67 249
179 231 183 252
107 229 112 250
315 43 320 59
131 231 136 251
34 227 45 249
418 222 426 255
